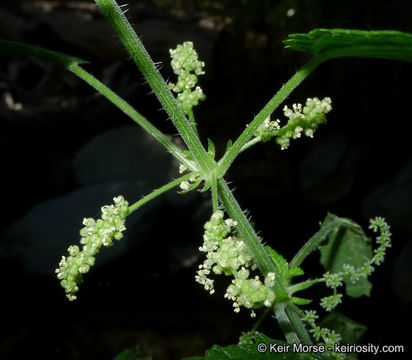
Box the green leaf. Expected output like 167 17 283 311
208 139 216 158
319 214 373 297
320 312 367 345
265 246 304 281
184 333 326 360
225 139 233 153
265 246 289 278
0 39 88 68
113 345 151 360
284 28 412 63
288 266 304 278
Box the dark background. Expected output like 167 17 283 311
1 0 412 359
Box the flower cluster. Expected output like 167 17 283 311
297 217 391 358
56 196 129 301
196 211 276 317
320 293 343 312
319 217 391 312
302 310 345 360
169 41 205 114
254 117 281 142
277 97 332 149
254 97 332 150
178 163 201 192
224 272 276 317
238 330 256 345
369 217 392 265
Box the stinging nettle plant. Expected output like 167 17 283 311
3 1 412 358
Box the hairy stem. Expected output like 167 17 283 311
211 174 219 212
273 303 312 345
95 0 214 176
288 279 323 295
69 64 192 169
188 110 199 136
217 178 315 344
217 178 287 298
290 217 354 268
284 305 313 345
218 56 326 176
128 173 193 214
239 136 262 153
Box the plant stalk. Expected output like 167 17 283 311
218 55 326 176
216 178 287 298
211 174 219 212
69 64 193 169
290 218 350 268
127 173 193 215
95 0 215 176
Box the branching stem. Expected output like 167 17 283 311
95 0 215 176
128 173 193 215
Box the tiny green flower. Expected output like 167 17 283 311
238 331 255 345
323 272 343 288
302 309 343 358
264 272 276 288
255 117 281 142
179 164 188 174
302 310 318 326
319 216 391 316
179 180 190 190
320 293 342 311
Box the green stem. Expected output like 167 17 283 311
188 110 199 136
288 279 324 295
69 64 193 170
239 136 262 153
128 173 193 214
95 0 214 176
273 303 312 345
216 178 287 298
273 303 299 344
289 218 345 268
285 305 313 345
0 39 88 68
0 39 196 169
218 56 326 176
240 111 327 153
211 174 219 212
217 178 315 344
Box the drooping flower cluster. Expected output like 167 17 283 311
302 310 345 360
168 41 205 114
368 216 392 265
318 217 391 312
56 196 129 301
255 97 332 150
196 211 276 317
